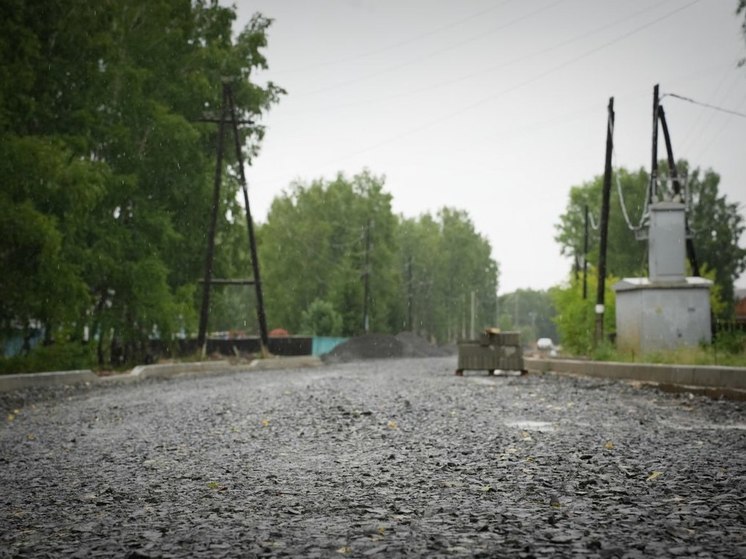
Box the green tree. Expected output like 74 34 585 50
258 170 399 336
497 289 558 345
549 270 618 356
300 299 343 337
555 163 746 317
396 209 500 343
0 0 283 368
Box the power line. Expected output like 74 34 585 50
303 0 564 96
307 0 702 166
662 92 746 119
268 0 513 75
280 0 676 116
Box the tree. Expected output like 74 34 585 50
555 162 746 317
300 299 343 337
549 270 618 356
258 171 399 336
0 0 283 368
396 209 500 343
497 289 558 345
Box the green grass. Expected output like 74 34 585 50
587 332 746 367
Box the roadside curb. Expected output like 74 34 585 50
524 357 746 399
0 370 99 393
0 356 324 393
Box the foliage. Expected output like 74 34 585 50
496 289 557 345
258 170 399 336
0 0 282 370
300 299 343 337
0 340 95 375
258 173 500 343
555 162 746 317
549 269 618 356
397 209 499 343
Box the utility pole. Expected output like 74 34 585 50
595 97 614 347
226 85 270 354
362 219 371 333
469 290 476 339
582 204 589 300
197 83 270 357
197 86 228 355
407 255 413 331
650 84 660 205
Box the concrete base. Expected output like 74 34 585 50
613 277 712 355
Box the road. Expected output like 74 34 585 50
1 356 744 558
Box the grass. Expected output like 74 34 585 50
588 332 746 367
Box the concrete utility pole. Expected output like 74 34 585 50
595 97 614 347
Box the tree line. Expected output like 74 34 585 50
258 171 500 343
0 0 283 370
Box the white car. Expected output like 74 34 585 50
536 338 554 350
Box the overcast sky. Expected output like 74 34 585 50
228 0 746 294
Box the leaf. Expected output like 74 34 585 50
646 470 664 481
387 420 397 430
207 481 226 491
336 546 352 554
480 484 494 492
261 419 270 428
604 440 615 450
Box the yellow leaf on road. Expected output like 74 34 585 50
604 441 615 450
387 420 398 429
261 419 270 427
646 470 663 481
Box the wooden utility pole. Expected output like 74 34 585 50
594 97 614 347
362 219 371 333
226 85 270 354
197 87 228 354
650 84 660 205
197 83 270 356
582 204 589 300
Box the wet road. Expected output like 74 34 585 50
1 356 744 558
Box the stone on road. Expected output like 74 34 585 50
1 357 744 558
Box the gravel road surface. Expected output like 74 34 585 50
1 356 744 558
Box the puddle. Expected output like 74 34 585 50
504 420 555 432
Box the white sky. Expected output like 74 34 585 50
229 0 746 294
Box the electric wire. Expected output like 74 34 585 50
267 0 513 75
662 92 746 119
251 0 702 190
279 0 675 116
303 0 564 96
309 0 702 170
609 119 649 232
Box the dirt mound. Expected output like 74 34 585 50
323 332 452 363
395 331 453 358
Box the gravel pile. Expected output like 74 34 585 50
323 332 450 363
1 357 744 558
